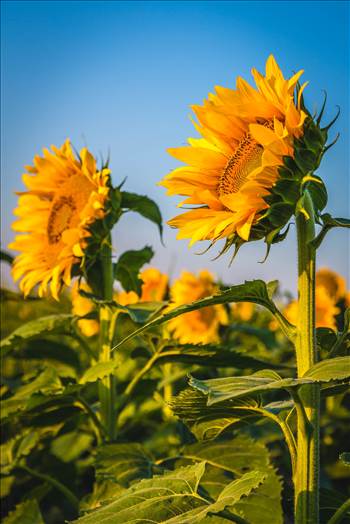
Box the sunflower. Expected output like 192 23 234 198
284 269 344 330
316 268 347 302
115 268 168 306
71 281 99 337
167 270 228 344
231 302 254 322
140 268 168 301
9 140 110 299
160 55 307 246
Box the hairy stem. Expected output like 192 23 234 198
294 213 320 524
98 236 116 442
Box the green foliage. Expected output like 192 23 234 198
114 246 154 294
304 357 350 382
189 371 311 405
0 314 74 356
3 500 44 524
73 462 266 524
95 443 153 485
120 191 163 238
112 279 296 352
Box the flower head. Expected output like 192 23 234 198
160 55 307 250
140 268 168 301
167 270 228 344
316 268 346 302
9 140 110 299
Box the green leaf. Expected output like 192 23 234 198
0 476 15 498
158 343 285 370
9 339 81 379
303 357 350 382
79 361 118 384
80 481 126 512
112 280 281 352
305 175 328 213
181 437 272 475
206 470 266 514
171 389 293 441
340 453 350 467
189 371 311 405
121 191 163 239
114 246 154 294
51 431 93 462
95 443 154 486
312 213 350 249
1 314 74 356
179 438 283 524
0 249 14 265
3 499 44 524
232 467 283 524
1 368 63 418
72 461 264 524
73 462 206 523
1 431 41 474
171 388 260 440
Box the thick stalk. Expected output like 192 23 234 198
294 214 320 524
162 363 174 419
98 236 116 441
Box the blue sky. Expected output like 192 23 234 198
1 0 349 292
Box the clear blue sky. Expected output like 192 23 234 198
1 0 349 292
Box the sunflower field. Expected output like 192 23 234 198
1 54 350 524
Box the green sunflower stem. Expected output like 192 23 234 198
98 235 116 442
294 213 320 524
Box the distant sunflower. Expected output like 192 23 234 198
160 55 307 245
231 302 254 322
9 140 110 299
71 281 99 337
167 270 228 344
316 268 346 302
115 268 168 306
284 269 345 330
140 268 168 301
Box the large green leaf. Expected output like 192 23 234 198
51 431 93 463
95 443 154 486
303 357 350 382
1 314 74 356
114 246 154 294
178 438 283 524
1 431 41 474
3 500 44 524
171 388 260 440
180 437 271 475
121 191 163 238
73 462 264 524
189 371 311 405
79 361 118 384
171 388 292 441
11 339 81 373
157 343 285 370
112 280 291 352
1 368 63 418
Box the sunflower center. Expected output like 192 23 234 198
218 133 263 196
218 120 274 196
47 196 76 244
